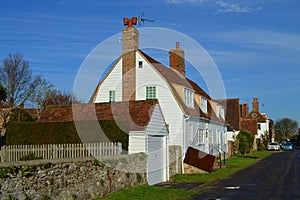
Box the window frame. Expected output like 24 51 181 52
146 86 156 100
215 103 220 117
109 90 115 102
138 61 143 68
200 96 208 114
197 128 205 145
184 88 194 108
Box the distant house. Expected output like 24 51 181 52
91 17 228 173
219 98 274 152
242 98 274 145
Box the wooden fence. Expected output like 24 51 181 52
0 142 122 163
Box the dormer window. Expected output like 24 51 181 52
184 88 194 108
220 106 225 119
200 96 207 114
216 103 219 117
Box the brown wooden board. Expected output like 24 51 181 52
184 147 216 173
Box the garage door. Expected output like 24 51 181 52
147 135 165 185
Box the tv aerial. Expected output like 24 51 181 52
137 13 155 25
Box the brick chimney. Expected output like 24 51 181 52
240 103 249 118
252 98 259 112
169 42 185 76
122 17 139 101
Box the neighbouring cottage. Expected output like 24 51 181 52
90 17 228 173
221 97 274 152
242 98 274 147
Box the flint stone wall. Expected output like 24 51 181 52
168 145 182 177
0 153 147 200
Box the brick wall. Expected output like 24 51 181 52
169 42 185 76
122 27 139 101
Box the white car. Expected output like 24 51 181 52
267 142 280 151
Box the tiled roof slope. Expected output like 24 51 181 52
240 118 258 135
216 98 240 131
89 50 225 124
139 50 225 124
39 100 159 131
246 111 266 123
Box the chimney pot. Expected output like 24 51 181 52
176 42 180 48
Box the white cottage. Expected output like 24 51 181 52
91 17 228 173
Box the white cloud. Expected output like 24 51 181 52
215 1 251 13
166 0 182 4
166 0 208 4
166 0 259 14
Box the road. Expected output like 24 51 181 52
190 149 300 200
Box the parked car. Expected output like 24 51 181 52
267 142 280 151
282 141 293 151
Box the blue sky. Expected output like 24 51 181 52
0 0 299 124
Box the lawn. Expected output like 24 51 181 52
98 151 275 200
99 185 196 200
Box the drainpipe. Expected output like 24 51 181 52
182 115 190 174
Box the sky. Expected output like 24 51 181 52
0 0 299 124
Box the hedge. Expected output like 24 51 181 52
5 120 128 150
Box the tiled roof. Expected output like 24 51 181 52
139 50 225 124
246 111 266 123
240 118 258 135
89 49 225 124
39 99 159 131
216 98 240 131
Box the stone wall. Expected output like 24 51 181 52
0 153 147 200
168 145 182 177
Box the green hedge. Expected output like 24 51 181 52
5 120 128 150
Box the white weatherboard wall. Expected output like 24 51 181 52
128 105 169 185
128 131 145 154
94 59 123 103
186 117 228 157
257 122 269 139
136 52 184 148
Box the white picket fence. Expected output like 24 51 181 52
0 142 122 162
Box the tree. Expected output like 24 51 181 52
261 131 270 150
275 118 298 141
0 53 38 108
0 83 6 103
43 89 81 108
237 130 255 155
31 75 54 118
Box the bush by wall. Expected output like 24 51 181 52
237 130 255 155
9 108 36 122
5 120 128 150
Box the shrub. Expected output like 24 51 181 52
237 130 255 155
9 108 36 122
5 120 129 150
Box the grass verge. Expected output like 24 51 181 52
98 151 275 200
171 150 274 183
98 184 196 200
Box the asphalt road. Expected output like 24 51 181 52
190 149 300 200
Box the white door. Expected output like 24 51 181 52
147 135 165 185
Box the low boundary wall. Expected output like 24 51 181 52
0 153 147 200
